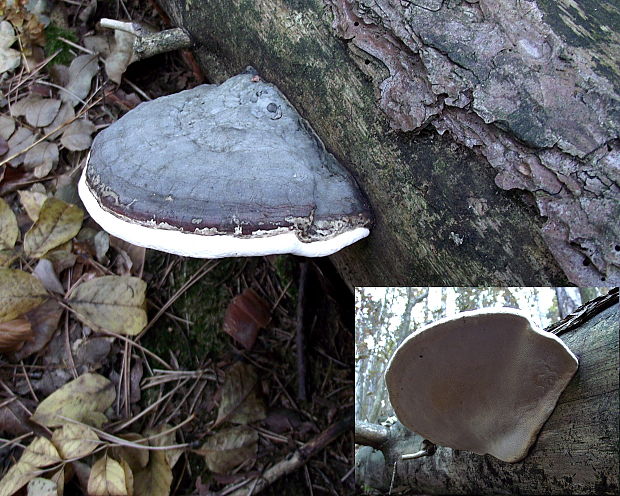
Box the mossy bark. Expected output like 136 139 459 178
155 0 618 286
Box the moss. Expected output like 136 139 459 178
44 24 78 66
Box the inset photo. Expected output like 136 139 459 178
355 287 618 495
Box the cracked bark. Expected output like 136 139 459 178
156 0 618 286
356 300 619 494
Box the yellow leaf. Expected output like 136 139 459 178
30 373 115 428
119 458 134 496
20 437 61 467
68 276 147 335
24 198 83 258
0 198 18 250
197 425 258 474
0 249 19 267
133 450 172 496
27 477 57 496
87 455 127 496
215 362 265 426
111 433 148 474
51 423 100 459
0 461 41 496
18 190 49 222
50 468 64 496
0 268 47 323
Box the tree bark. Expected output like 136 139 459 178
155 0 620 287
355 299 619 494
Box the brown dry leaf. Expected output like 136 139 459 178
0 318 33 352
30 372 115 428
0 268 47 323
73 336 114 370
60 118 96 151
0 397 36 436
197 425 258 474
61 55 98 107
11 96 61 128
51 423 100 460
223 288 271 350
143 425 182 469
13 299 64 360
24 141 59 178
68 276 147 335
27 477 57 496
6 127 35 167
133 450 171 496
0 114 16 140
87 455 128 496
0 20 21 73
24 197 83 258
19 189 49 222
0 197 18 249
43 103 75 140
33 259 64 294
215 362 266 427
105 30 138 85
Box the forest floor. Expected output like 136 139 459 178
0 2 354 495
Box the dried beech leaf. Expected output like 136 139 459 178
18 190 49 222
68 276 147 335
197 425 258 474
223 288 271 350
87 455 128 496
51 423 100 459
133 450 172 496
30 372 115 428
21 437 62 467
0 197 18 249
215 362 265 426
6 127 35 167
13 299 64 360
62 55 98 107
27 477 57 496
0 318 33 352
0 268 47 323
23 141 58 178
0 114 16 140
60 119 96 151
24 198 83 258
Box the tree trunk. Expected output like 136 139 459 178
155 0 619 287
355 298 619 494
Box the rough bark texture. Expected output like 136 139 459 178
156 0 618 286
355 301 619 494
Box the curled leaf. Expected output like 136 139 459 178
0 268 47 323
0 318 33 352
68 276 147 335
24 197 83 258
223 288 271 350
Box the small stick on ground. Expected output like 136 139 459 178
222 413 353 496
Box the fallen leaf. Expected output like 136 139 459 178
33 259 64 294
12 299 64 360
0 397 37 436
0 114 16 140
143 424 182 469
11 96 61 128
43 103 75 140
61 55 98 107
30 372 115 428
133 450 171 496
0 268 47 323
6 127 35 167
18 189 49 222
197 425 258 474
0 136 8 155
27 477 57 496
51 423 100 459
215 362 266 426
23 141 59 178
60 118 96 151
94 230 109 262
0 197 18 249
0 318 33 352
104 30 137 84
68 276 147 335
0 461 41 496
87 455 128 496
111 433 149 474
50 468 64 496
73 336 114 370
0 20 21 73
0 249 18 267
223 288 271 350
24 197 83 258
21 437 62 467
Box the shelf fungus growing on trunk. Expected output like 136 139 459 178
385 309 579 463
78 69 372 258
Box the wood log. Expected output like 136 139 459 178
155 0 620 286
355 301 619 494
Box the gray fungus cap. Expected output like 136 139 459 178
79 69 372 258
385 309 578 463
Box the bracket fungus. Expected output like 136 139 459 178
385 309 579 463
78 69 372 258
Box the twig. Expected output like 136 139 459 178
221 414 353 496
